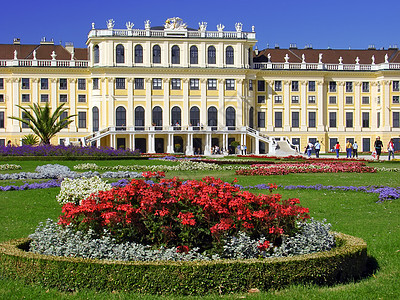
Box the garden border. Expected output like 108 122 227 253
0 233 367 295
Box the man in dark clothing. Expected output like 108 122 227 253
374 136 383 160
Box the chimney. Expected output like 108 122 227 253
13 38 21 45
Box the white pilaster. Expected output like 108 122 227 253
284 81 290 131
127 78 134 127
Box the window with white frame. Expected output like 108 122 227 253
274 111 282 128
77 79 86 90
78 95 86 103
171 79 181 90
308 111 316 127
274 80 282 91
78 111 87 128
393 96 400 104
362 82 369 93
346 112 353 128
40 94 49 103
393 112 400 128
207 79 217 90
258 80 265 91
308 81 315 92
292 111 299 128
362 96 370 104
257 112 265 128
393 81 399 92
257 95 265 103
0 79 3 89
59 79 67 90
291 81 299 91
0 111 4 128
21 78 30 89
291 95 299 104
345 82 353 93
190 79 199 90
329 112 337 127
329 81 337 92
40 78 48 90
134 78 144 90
0 94 4 102
93 78 99 90
345 96 353 104
329 96 337 104
152 78 162 90
21 94 30 102
225 79 235 90
115 78 125 89
308 95 316 104
362 112 369 128
274 95 282 104
59 94 68 103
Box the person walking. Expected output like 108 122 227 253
352 141 358 158
374 136 383 160
334 141 341 158
345 140 353 158
314 140 321 158
306 140 314 158
387 138 395 161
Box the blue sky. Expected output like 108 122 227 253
3 0 400 50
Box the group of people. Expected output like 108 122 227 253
237 145 247 155
304 140 321 158
373 136 396 160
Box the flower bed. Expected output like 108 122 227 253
0 164 22 171
238 155 373 163
236 162 376 176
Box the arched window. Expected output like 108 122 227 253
152 106 163 130
92 106 99 132
190 45 198 65
134 44 143 63
249 107 254 128
208 46 216 64
116 106 126 130
208 106 218 130
171 45 180 64
226 46 234 65
116 44 125 63
171 106 181 129
93 45 99 64
226 107 236 130
134 106 145 130
153 45 161 64
190 106 200 129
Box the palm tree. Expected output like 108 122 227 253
9 103 76 144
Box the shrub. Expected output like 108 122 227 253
58 177 310 254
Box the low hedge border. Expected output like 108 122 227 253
0 233 367 296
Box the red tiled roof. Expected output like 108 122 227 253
254 48 399 64
0 44 88 60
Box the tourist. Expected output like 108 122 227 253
345 140 353 158
314 140 321 158
387 138 395 161
244 145 247 155
374 136 383 160
352 141 358 158
334 141 341 158
6 140 12 147
307 140 314 158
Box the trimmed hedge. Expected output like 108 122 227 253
0 233 367 296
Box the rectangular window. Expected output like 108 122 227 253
78 112 87 128
190 79 199 90
292 112 299 128
292 138 300 147
60 111 68 128
258 80 265 92
93 78 99 90
377 112 381 128
345 96 353 104
362 138 370 152
346 112 353 128
393 96 400 104
249 79 253 91
40 94 49 103
78 95 86 103
152 78 162 90
21 112 29 128
291 95 299 104
59 94 68 103
40 78 48 90
115 78 125 89
308 95 316 104
257 95 265 103
329 96 337 104
0 79 3 89
274 95 282 104
308 111 316 128
362 96 370 104
329 112 337 128
329 138 338 151
291 81 299 91
308 81 315 92
362 112 369 128
393 112 400 128
274 111 282 128
274 81 282 91
59 79 67 90
134 78 144 90
0 112 4 128
257 112 265 128
77 79 86 90
225 79 235 90
207 79 217 90
21 94 30 102
362 82 369 93
329 81 337 92
346 82 353 93
393 81 399 92
21 78 30 89
171 78 181 90
0 95 4 102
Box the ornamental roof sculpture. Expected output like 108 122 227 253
164 17 187 30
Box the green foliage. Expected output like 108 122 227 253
9 103 76 144
21 134 39 146
0 233 367 295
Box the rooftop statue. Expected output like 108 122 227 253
106 19 115 30
164 17 187 30
371 55 375 64
144 20 151 30
235 22 243 32
199 22 207 31
318 53 323 63
217 24 225 32
385 53 389 63
302 54 306 63
13 50 17 60
125 21 134 30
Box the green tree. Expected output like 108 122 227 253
9 103 76 145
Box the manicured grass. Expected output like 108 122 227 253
0 159 399 299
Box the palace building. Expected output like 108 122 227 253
0 17 399 154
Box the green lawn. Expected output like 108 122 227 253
0 159 399 299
